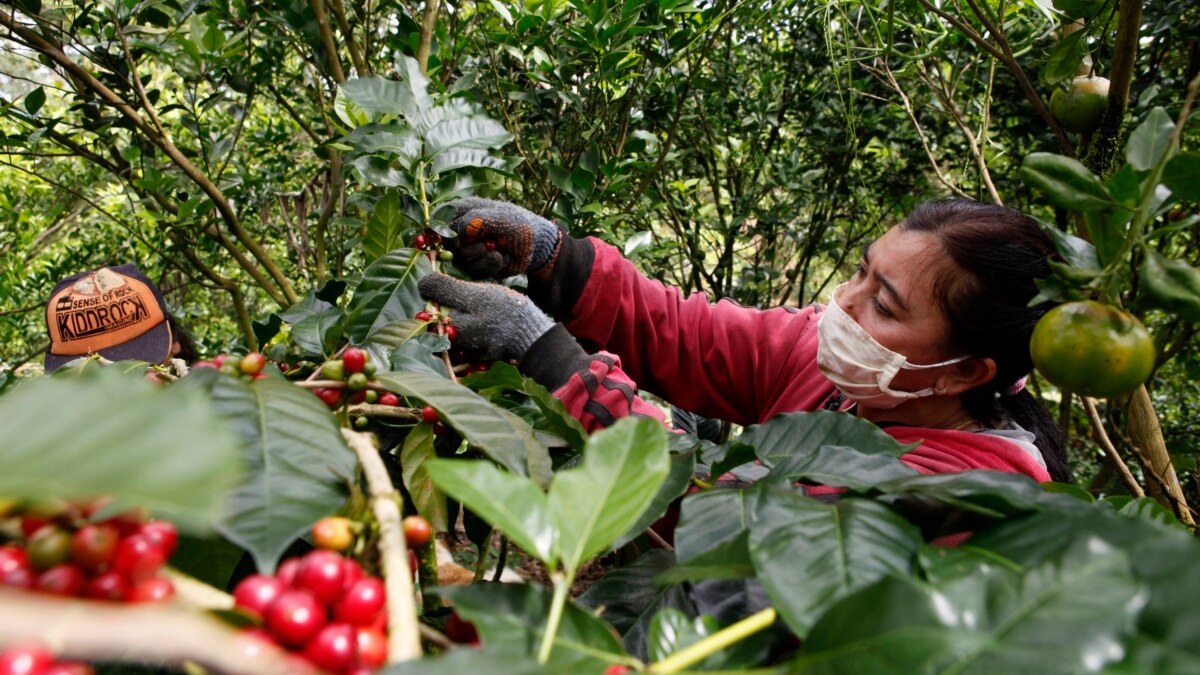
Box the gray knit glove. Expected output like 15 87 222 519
446 198 564 279
417 274 554 362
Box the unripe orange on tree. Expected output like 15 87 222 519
1050 76 1109 135
1030 301 1156 399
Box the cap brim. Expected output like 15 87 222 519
44 321 172 373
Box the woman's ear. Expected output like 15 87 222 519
940 356 997 396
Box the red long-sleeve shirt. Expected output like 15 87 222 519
520 237 1050 482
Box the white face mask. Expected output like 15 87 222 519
817 283 969 409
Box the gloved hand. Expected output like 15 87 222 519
445 198 563 279
418 274 555 362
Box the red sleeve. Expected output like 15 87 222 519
560 238 830 426
889 427 1052 482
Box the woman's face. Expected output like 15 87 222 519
837 226 963 391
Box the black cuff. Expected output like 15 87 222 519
528 235 595 319
520 323 594 392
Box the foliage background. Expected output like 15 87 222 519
0 0 1197 498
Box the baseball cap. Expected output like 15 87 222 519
44 264 172 372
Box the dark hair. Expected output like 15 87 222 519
167 315 197 365
901 198 1072 483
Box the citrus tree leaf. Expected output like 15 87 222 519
426 459 553 562
1020 152 1115 211
374 371 549 481
1162 152 1200 202
0 368 240 531
1125 107 1175 172
750 495 922 636
201 372 355 572
346 247 433 346
397 423 448 532
548 417 670 573
439 582 625 672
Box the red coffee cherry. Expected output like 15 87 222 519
84 571 130 601
303 623 357 674
378 393 400 407
312 517 354 553
71 523 120 573
233 574 287 619
128 577 175 603
355 625 388 668
420 406 439 424
239 352 267 376
265 590 326 647
402 516 432 548
444 611 479 645
443 325 459 341
340 557 364 592
0 642 55 675
342 348 367 375
138 521 179 559
276 558 302 586
414 311 433 322
414 234 427 250
293 550 347 606
333 577 386 626
35 564 85 596
112 534 166 584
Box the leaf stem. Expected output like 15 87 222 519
536 573 573 664
648 608 777 674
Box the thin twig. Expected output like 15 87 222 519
341 429 422 663
644 527 674 551
1081 397 1144 497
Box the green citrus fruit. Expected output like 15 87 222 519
1030 300 1155 398
1050 76 1109 135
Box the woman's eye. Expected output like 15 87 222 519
854 262 867 277
871 297 893 317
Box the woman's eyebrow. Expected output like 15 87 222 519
862 243 909 312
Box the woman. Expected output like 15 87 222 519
418 197 1071 484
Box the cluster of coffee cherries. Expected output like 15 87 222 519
414 309 458 343
0 641 93 675
0 501 176 603
309 348 395 413
413 229 454 264
193 352 270 380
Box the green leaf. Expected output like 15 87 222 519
612 446 696 550
548 417 670 572
252 314 283 350
1036 218 1102 272
278 290 344 357
346 248 433 346
766 444 917 490
431 148 512 176
1020 152 1115 211
916 543 1022 585
578 550 697 657
876 470 1051 519
382 648 551 674
363 191 416 265
426 117 514 155
389 334 450 377
674 484 769 562
796 537 1143 673
1138 249 1200 322
647 609 716 663
1162 152 1200 202
739 411 915 468
398 424 448 532
750 495 921 636
199 372 355 572
458 362 587 451
1125 107 1175 172
0 368 239 531
359 318 428 369
341 74 426 123
374 371 549 481
426 459 554 562
201 24 226 52
343 124 422 165
439 583 625 672
1041 31 1087 85
24 86 45 115
1053 0 1105 18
